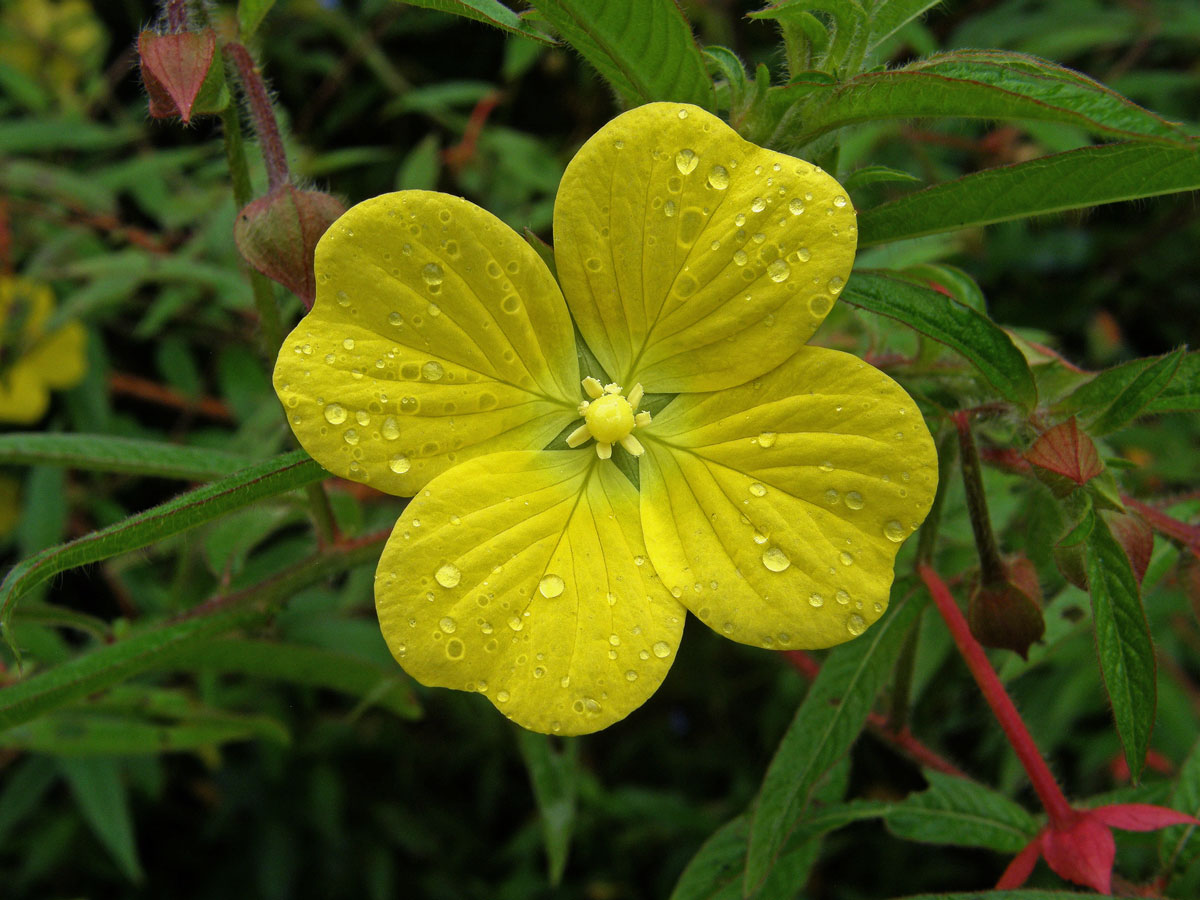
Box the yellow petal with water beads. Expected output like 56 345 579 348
554 102 856 393
375 451 685 735
638 347 937 649
274 191 580 496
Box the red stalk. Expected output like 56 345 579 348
918 563 1075 827
225 42 290 192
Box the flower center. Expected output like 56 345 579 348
566 377 652 460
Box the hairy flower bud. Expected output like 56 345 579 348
234 185 345 308
969 555 1045 659
138 29 226 123
1024 417 1103 498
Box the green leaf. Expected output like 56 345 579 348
58 757 143 882
1161 738 1200 877
396 133 442 191
843 164 922 192
1 159 116 213
702 45 752 112
858 141 1200 247
1 710 290 755
0 535 387 731
841 271 1038 410
1088 349 1186 434
237 0 276 36
1086 513 1156 782
0 118 139 154
516 731 578 885
883 770 1039 852
398 0 557 46
863 0 941 53
0 757 57 846
525 0 715 109
744 593 923 892
161 639 421 720
1061 352 1200 417
0 433 255 481
783 50 1190 145
0 451 326 638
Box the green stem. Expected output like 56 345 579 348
304 483 337 547
954 411 1007 587
219 102 284 356
915 425 957 565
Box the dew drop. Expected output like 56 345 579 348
421 263 444 286
625 669 639 682
445 639 464 659
497 690 510 703
839 550 854 566
824 488 840 504
533 666 546 679
486 260 503 278
382 417 400 440
585 257 602 272
828 275 845 294
422 361 445 381
751 197 766 213
767 258 790 283
749 482 767 497
400 396 419 414
438 616 457 634
507 616 523 632
652 641 672 659
323 404 347 425
884 520 906 542
733 249 748 266
836 589 851 605
435 564 461 588
389 455 411 474
500 295 521 314
538 574 565 598
845 491 865 510
808 592 825 608
833 195 848 208
675 148 698 174
707 165 730 190
788 198 806 215
342 429 359 445
847 614 866 636
809 295 833 317
762 546 791 572
664 199 677 218
336 290 351 307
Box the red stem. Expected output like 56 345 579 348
918 563 1075 827
225 42 289 192
1122 494 1200 556
165 0 189 32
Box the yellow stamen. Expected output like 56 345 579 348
619 434 645 457
582 376 605 399
596 441 613 459
566 423 592 447
627 383 644 408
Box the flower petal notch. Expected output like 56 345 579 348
0 276 87 423
639 347 937 648
554 102 856 393
274 191 580 495
375 452 685 735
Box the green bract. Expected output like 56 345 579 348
273 103 938 735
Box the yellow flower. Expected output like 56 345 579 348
274 103 937 735
0 277 87 423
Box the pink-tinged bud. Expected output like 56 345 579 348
1103 510 1154 584
1024 417 1103 497
234 185 345 308
968 555 1045 659
138 29 220 123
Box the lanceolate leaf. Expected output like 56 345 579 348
516 731 579 886
1161 738 1200 877
782 50 1190 145
0 451 326 637
744 594 923 892
858 142 1200 246
162 639 421 719
863 0 942 53
883 770 1039 853
0 433 254 481
0 710 290 754
1085 514 1156 782
0 537 386 731
1088 348 1185 435
841 271 1037 410
59 757 142 882
1060 352 1200 417
525 0 715 109
398 0 557 45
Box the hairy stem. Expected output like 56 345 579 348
224 42 289 192
918 563 1074 827
954 411 1007 587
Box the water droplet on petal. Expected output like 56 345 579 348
824 488 840 504
839 551 854 566
836 589 851 605
845 491 864 510
422 361 444 381
749 482 767 497
675 148 698 174
497 690 510 703
767 259 790 282
847 614 866 635
438 616 457 634
762 546 791 572
435 564 461 588
808 592 824 608
342 429 359 445
652 641 672 659
884 520 906 542
833 195 848 208
336 290 350 307
421 263 443 286
539 574 565 598
733 249 748 266
445 639 464 658
382 417 400 440
707 165 730 190
828 275 845 294
789 198 806 215
324 403 347 425
758 431 777 448
751 197 766 212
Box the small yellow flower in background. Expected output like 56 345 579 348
274 103 938 735
0 0 106 111
0 277 87 423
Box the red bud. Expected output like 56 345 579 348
968 556 1046 659
139 29 218 123
1102 510 1154 584
1040 814 1114 894
234 185 345 307
1025 418 1103 496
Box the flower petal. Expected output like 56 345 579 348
375 450 686 735
639 347 937 649
554 102 856 393
22 321 87 389
275 191 580 496
0 363 50 423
